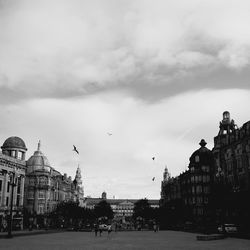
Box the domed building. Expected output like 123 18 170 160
0 136 27 231
24 141 84 227
186 139 216 229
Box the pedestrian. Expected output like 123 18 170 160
153 224 157 233
107 224 112 238
94 224 98 237
99 225 103 236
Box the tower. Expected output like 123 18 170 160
163 166 171 181
218 111 236 135
74 165 82 186
102 191 107 200
73 165 84 206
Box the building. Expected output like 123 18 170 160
160 111 250 232
212 111 250 229
24 140 84 226
84 192 159 221
187 139 216 228
160 140 215 230
0 136 27 231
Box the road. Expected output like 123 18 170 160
0 230 250 250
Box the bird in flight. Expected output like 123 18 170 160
107 132 112 136
73 145 79 154
152 157 155 161
152 177 155 181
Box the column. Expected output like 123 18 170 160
1 172 7 207
20 176 25 206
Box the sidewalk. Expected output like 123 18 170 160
0 229 64 239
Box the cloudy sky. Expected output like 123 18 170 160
1 0 250 199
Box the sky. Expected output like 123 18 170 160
0 0 250 199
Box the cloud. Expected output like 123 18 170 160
1 0 250 103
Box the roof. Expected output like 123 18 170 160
1 136 27 150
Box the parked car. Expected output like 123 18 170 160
218 224 238 233
99 224 108 231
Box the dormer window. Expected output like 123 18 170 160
195 155 200 163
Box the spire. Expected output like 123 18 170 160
163 166 171 181
37 140 41 151
74 164 82 186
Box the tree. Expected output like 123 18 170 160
133 199 151 220
94 200 114 220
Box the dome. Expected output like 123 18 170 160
1 136 27 150
189 139 214 166
26 141 51 173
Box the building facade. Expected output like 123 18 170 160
160 140 215 230
24 141 84 226
0 136 27 231
0 136 84 230
84 192 159 221
212 111 250 229
160 111 250 232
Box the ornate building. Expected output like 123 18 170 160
160 111 250 232
187 139 215 228
24 141 84 226
160 140 215 230
0 136 27 231
212 111 250 229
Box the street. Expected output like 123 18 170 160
0 230 250 250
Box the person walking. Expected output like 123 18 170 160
153 223 157 233
94 224 98 237
107 224 112 239
99 225 103 236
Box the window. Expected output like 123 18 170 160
202 166 209 172
28 191 34 199
195 155 200 163
38 205 44 214
0 180 2 191
39 191 45 199
17 178 21 194
197 196 203 204
7 181 10 193
6 197 9 206
17 151 22 160
196 186 202 194
16 195 20 207
204 186 210 194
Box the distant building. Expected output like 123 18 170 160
0 136 27 231
84 192 159 220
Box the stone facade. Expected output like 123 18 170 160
0 136 84 230
24 141 84 226
0 137 27 231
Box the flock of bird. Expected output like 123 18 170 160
72 132 156 182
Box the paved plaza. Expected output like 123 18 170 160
0 230 250 250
